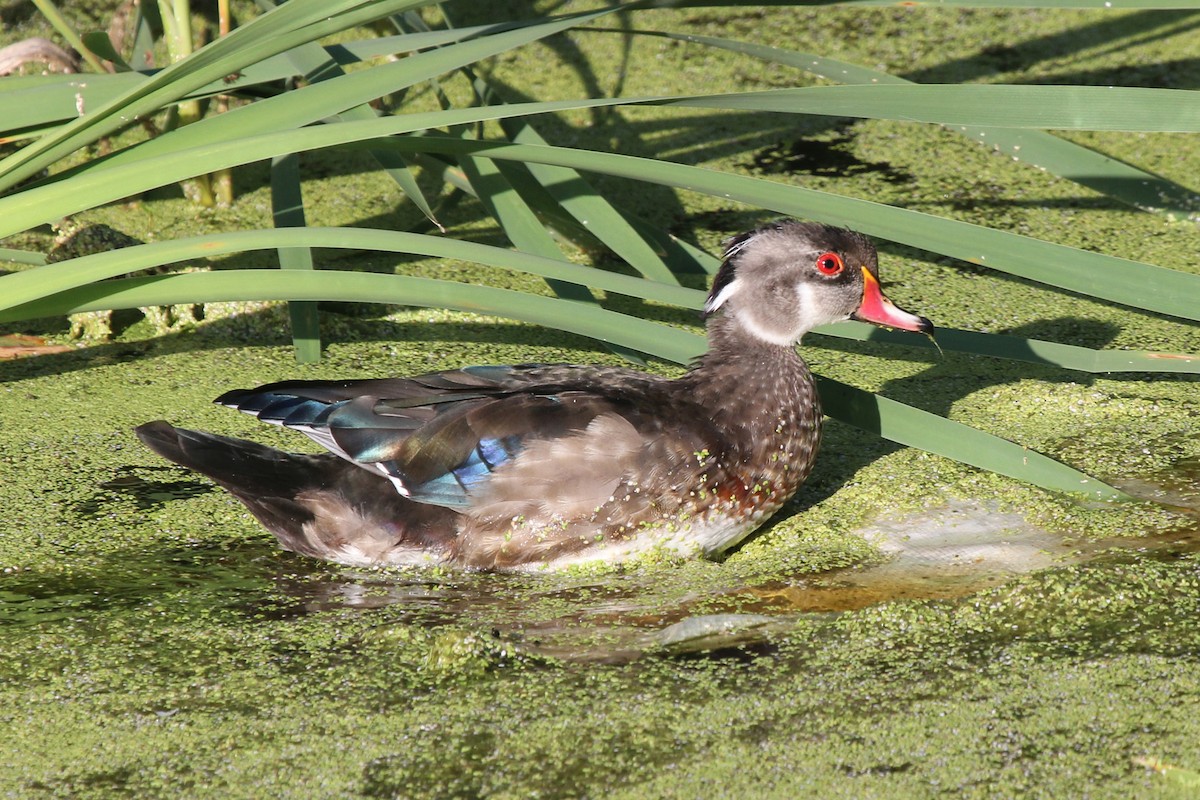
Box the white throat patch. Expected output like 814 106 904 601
734 280 824 346
734 306 799 346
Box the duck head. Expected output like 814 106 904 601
704 220 933 346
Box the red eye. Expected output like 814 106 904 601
815 252 844 275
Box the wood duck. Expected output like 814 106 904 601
137 220 932 571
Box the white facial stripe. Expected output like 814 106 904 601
704 277 741 314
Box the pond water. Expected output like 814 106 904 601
8 470 1196 665
2 343 1199 798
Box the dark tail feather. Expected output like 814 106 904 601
134 421 457 564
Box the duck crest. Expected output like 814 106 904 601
136 219 932 572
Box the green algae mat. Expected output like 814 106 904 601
3 2 1200 798
2 319 1200 798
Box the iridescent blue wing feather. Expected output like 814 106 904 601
213 367 623 510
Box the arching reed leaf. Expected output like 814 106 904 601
7 225 1193 376
387 136 1200 322
0 267 1129 501
668 85 1200 132
0 228 701 312
53 8 619 182
631 30 1200 218
2 112 1197 322
268 34 437 227
818 326 1200 375
0 0 442 187
269 151 320 362
0 26 514 132
454 134 647 362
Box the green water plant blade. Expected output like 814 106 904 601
1 114 1196 320
619 213 722 276
0 26 514 133
270 151 321 362
0 0 443 189
0 73 146 134
9 220 1191 377
64 81 1200 190
0 24 541 91
468 72 680 285
9 8 1200 153
381 137 1200 324
2 107 1198 320
0 228 702 313
3 270 705 363
0 266 1128 500
0 248 47 266
818 325 1200 375
814 377 1127 500
455 136 649 361
500 123 681 286
31 0 107 73
638 30 1200 218
269 34 439 229
80 31 131 71
667 84 1200 132
58 8 620 180
459 148 590 299
128 0 156 72
396 132 710 279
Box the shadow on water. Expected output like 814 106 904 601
5 304 1199 664
74 466 213 516
5 343 1200 663
2 465 1198 667
0 540 300 625
253 487 1200 664
14 466 1195 666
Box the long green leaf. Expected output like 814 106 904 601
31 0 108 73
455 136 648 363
270 151 321 362
0 0 441 188
3 2 1195 142
469 72 681 285
815 326 1200 375
4 270 702 360
0 26 521 133
0 267 1128 500
41 8 619 182
6 224 1197 375
1 107 1197 323
814 377 1128 500
385 136 1200 323
635 30 1200 219
0 228 701 312
268 31 440 228
666 85 1200 132
59 82 1200 190
12 219 1194 378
